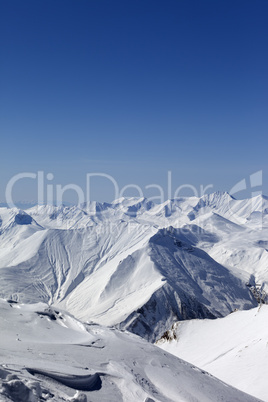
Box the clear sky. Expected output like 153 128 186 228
1 0 267 204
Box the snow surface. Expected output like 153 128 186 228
157 305 268 401
0 299 261 402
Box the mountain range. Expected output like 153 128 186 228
0 193 267 342
1 192 268 400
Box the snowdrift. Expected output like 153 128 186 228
0 299 261 402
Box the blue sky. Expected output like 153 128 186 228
1 0 267 204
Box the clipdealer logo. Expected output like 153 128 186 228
5 171 214 210
4 170 264 228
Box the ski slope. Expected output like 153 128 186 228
157 305 268 401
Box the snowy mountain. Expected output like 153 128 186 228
0 193 267 341
0 298 262 402
157 304 268 402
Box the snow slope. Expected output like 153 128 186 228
157 305 268 401
0 298 262 402
0 194 267 340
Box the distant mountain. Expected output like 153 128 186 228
0 201 38 209
0 193 267 341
